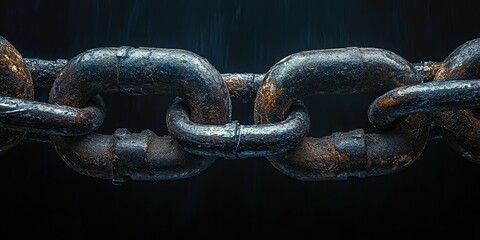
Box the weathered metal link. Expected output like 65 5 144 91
24 57 440 103
54 130 214 184
1 33 480 182
0 94 105 136
413 61 442 82
24 58 68 88
49 46 231 182
222 73 265 103
432 39 480 164
0 36 34 155
167 98 309 158
254 48 431 180
369 80 480 130
24 57 265 103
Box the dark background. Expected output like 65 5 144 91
1 0 479 238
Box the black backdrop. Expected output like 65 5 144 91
1 0 479 238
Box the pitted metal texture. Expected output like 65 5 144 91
0 35 478 183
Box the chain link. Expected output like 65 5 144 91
0 35 479 183
0 36 33 154
432 39 480 163
253 47 431 180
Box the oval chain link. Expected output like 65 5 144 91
0 35 479 183
253 48 431 180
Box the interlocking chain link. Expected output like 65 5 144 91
0 35 479 184
0 36 33 154
253 48 431 180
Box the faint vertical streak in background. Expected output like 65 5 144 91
392 0 400 52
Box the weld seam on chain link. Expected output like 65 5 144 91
1 34 480 182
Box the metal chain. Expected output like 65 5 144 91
0 35 479 184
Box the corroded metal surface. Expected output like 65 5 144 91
254 48 423 123
1 34 479 182
254 48 431 180
369 80 480 130
432 39 480 163
0 95 105 135
167 98 309 158
49 47 231 181
24 57 440 102
54 129 214 183
222 73 265 103
0 36 34 155
48 47 231 124
25 58 67 88
413 61 442 82
25 57 265 103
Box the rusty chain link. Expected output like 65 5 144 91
253 48 431 180
0 36 33 154
0 35 479 183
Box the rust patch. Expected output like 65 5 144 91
378 97 400 110
0 36 34 155
454 62 471 78
75 112 85 127
391 75 405 87
258 78 285 123
328 145 348 162
433 63 447 81
0 43 33 100
424 62 443 82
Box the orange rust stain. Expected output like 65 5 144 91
378 97 400 110
390 76 404 87
258 78 285 123
0 42 33 100
75 112 89 128
455 62 470 78
328 146 348 162
433 63 448 81
434 62 473 82
424 63 442 81
224 76 243 93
